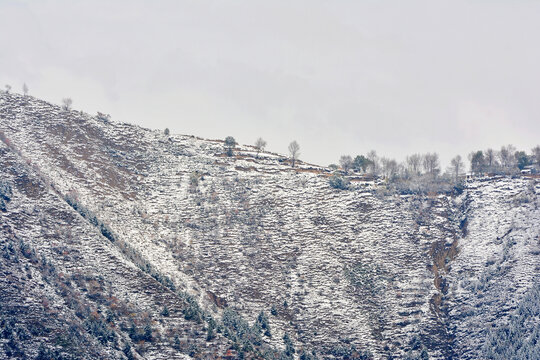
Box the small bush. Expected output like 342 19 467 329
283 332 295 358
189 172 200 187
222 308 261 346
0 181 12 211
255 311 271 337
329 175 349 190
96 112 111 123
224 136 236 156
206 321 216 341
84 315 116 345
123 343 135 360
128 322 153 343
36 343 54 360
0 181 12 201
182 294 203 323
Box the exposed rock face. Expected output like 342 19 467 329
1 93 539 359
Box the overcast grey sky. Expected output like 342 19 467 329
1 0 539 168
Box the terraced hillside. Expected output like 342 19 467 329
1 92 539 359
0 107 255 359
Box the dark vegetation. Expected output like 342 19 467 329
481 282 540 359
1 234 107 359
225 136 236 157
0 180 12 212
63 192 284 358
329 175 350 190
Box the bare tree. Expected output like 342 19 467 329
288 140 300 167
396 162 407 179
532 145 540 165
224 136 236 156
449 155 464 182
367 150 379 175
381 157 398 179
22 83 29 96
4 85 11 94
406 154 422 176
422 153 440 177
485 148 496 171
339 155 353 173
62 98 73 111
498 144 516 170
254 137 267 158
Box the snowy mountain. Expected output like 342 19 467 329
0 92 539 359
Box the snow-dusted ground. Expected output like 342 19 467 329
448 177 540 359
0 125 228 359
1 93 538 359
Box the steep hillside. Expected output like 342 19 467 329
1 93 539 359
0 101 260 359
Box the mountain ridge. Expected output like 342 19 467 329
1 92 539 359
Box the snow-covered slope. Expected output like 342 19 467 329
1 93 538 359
